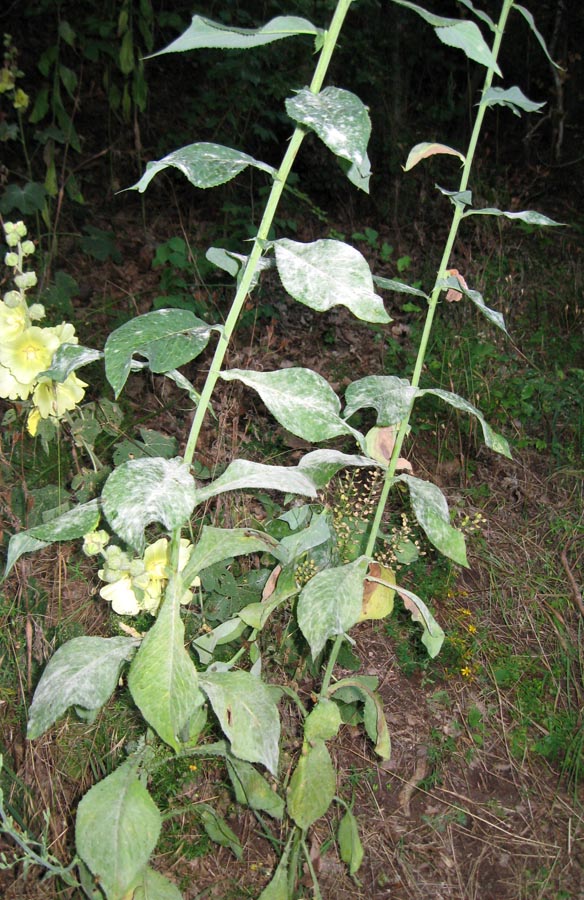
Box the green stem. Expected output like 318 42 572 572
365 0 513 559
183 0 353 468
319 633 344 697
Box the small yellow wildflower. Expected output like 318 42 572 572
460 666 472 678
467 624 477 634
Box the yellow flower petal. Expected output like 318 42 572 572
100 577 141 616
0 326 59 384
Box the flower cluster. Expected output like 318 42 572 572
0 221 87 435
83 530 200 616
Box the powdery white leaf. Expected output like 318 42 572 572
133 867 183 900
150 14 322 55
128 586 202 751
274 238 390 324
39 343 102 382
398 474 468 566
403 142 465 172
102 457 196 553
297 557 369 658
435 185 473 210
481 86 545 116
76 759 161 900
286 87 371 193
200 670 281 775
105 309 216 398
27 636 138 739
221 367 358 443
297 450 378 490
344 375 416 426
374 275 429 299
5 500 100 577
419 387 512 457
195 459 317 504
181 526 280 589
127 142 275 194
226 755 285 820
438 274 507 333
461 207 564 226
393 583 445 657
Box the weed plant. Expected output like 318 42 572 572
0 2 565 898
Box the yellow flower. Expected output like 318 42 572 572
100 576 141 616
32 372 87 419
0 299 28 341
27 407 41 436
467 624 477 634
0 361 34 400
50 321 79 346
0 325 59 384
13 88 29 110
460 666 472 678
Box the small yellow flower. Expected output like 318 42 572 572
32 372 87 418
13 88 29 110
0 325 59 384
460 607 472 616
26 407 41 436
460 666 472 678
467 624 477 634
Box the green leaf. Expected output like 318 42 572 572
287 741 336 830
514 4 562 69
297 557 369 658
328 677 390 758
279 511 331 565
181 525 280 590
151 14 322 55
76 758 162 900
373 275 429 299
435 185 473 210
419 387 512 457
297 450 378 490
192 617 247 666
461 206 564 226
27 636 138 740
304 699 342 743
39 343 102 382
226 755 284 820
200 671 281 775
338 808 364 875
133 866 183 900
457 0 495 31
197 804 242 859
257 843 292 900
194 459 317 505
403 141 465 171
481 86 545 116
392 1 502 73
0 182 47 215
344 375 416 426
4 500 100 577
398 474 468 566
102 457 196 553
127 142 275 194
286 87 371 193
128 587 202 752
221 367 359 443
105 309 215 398
273 239 390 324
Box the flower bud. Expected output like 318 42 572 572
15 221 27 237
21 240 35 257
14 272 37 290
3 290 22 308
28 303 46 321
4 252 18 267
83 529 110 556
5 232 20 247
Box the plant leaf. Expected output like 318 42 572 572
197 804 242 859
304 699 342 743
105 309 215 398
273 238 390 323
514 4 562 69
150 14 322 55
398 474 468 566
403 141 465 171
4 500 100 577
461 207 564 226
328 677 390 758
438 274 507 333
226 755 284 820
279 510 331 565
192 617 247 666
419 387 512 457
128 585 202 751
344 375 416 425
373 275 429 299
181 525 280 589
127 142 275 194
338 808 364 875
457 0 495 31
39 343 102 382
221 367 359 443
27 636 138 740
297 557 369 658
297 449 378 490
258 840 292 900
287 740 336 830
194 459 317 504
435 185 473 210
76 758 161 900
200 670 281 775
393 583 445 657
481 86 545 116
133 866 183 900
286 87 371 192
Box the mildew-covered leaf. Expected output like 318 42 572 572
194 459 317 504
297 557 369 658
481 86 545 116
398 474 468 566
39 343 102 382
5 500 100 577
150 14 322 55
344 375 416 426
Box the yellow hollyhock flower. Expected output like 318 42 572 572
50 321 79 346
0 326 59 384
0 362 34 400
32 372 87 419
27 408 41 436
0 299 28 341
100 577 141 616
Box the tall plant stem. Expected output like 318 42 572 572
183 0 353 469
364 0 514 559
